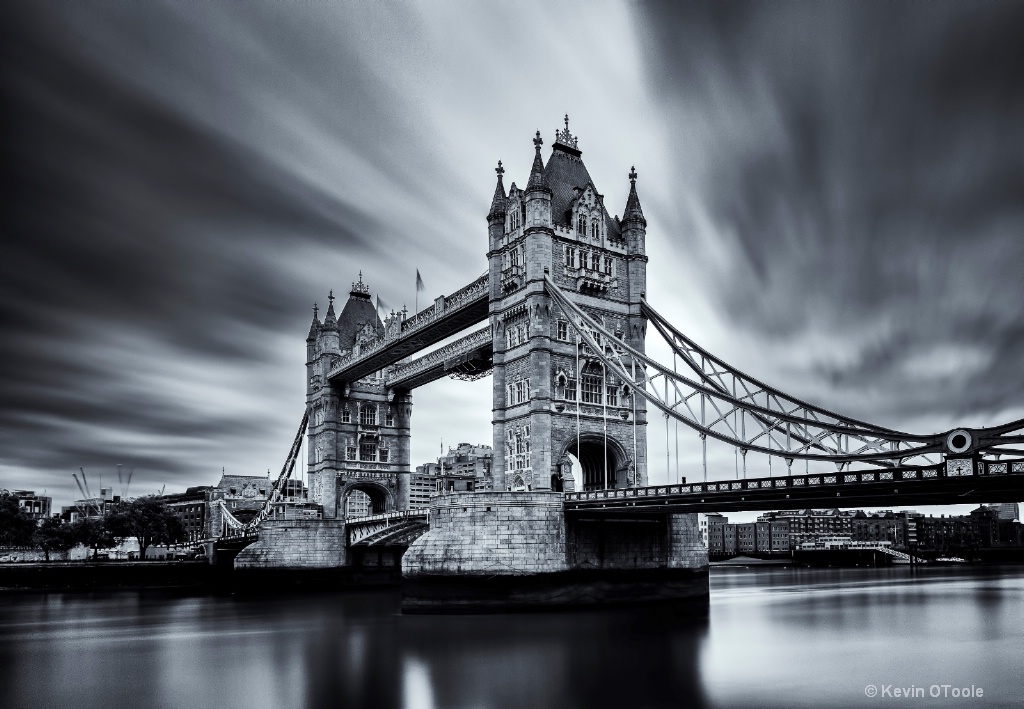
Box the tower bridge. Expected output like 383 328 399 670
219 119 1024 610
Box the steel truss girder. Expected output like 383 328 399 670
543 275 1022 466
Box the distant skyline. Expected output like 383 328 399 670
3 2 1023 519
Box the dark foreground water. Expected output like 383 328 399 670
1 566 1021 709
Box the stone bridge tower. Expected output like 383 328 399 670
487 119 649 493
305 275 412 518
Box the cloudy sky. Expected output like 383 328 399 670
3 1 1022 516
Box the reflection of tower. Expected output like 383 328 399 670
305 275 412 518
488 118 648 492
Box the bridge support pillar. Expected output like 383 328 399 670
234 519 347 569
401 492 708 612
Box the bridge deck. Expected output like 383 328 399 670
565 463 1024 515
385 326 492 390
327 275 488 384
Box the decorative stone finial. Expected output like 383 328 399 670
312 302 319 319
496 160 504 177
629 166 637 184
533 130 543 151
555 114 579 150
328 290 334 304
351 271 370 295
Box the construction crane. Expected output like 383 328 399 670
72 468 103 517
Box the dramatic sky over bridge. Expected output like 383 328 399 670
3 1 1023 514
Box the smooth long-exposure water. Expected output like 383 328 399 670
1 566 1021 709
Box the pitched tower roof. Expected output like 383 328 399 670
526 131 550 192
336 272 384 349
541 116 621 239
487 160 507 220
307 302 321 341
623 166 646 226
322 290 337 329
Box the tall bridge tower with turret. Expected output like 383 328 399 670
305 275 412 519
486 118 650 493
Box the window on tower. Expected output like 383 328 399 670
359 404 376 426
577 213 586 236
385 409 394 427
591 219 599 240
581 363 603 404
556 319 569 341
379 448 390 463
342 407 351 423
360 441 377 461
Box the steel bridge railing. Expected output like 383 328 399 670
563 458 1024 502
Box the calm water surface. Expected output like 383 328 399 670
1 566 1021 709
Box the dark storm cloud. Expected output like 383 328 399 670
0 2 444 501
637 2 1024 426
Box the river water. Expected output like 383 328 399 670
0 565 1021 709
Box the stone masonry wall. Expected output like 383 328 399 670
667 513 708 570
402 491 568 576
568 512 707 570
234 519 347 569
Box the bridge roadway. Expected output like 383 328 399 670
327 274 489 385
564 460 1024 515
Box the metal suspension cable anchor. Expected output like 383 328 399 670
603 359 608 490
576 328 581 488
674 351 679 485
665 377 670 484
701 384 707 483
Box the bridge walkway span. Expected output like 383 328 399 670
564 461 1024 516
327 274 488 385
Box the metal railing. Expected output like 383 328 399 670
563 458 1024 502
386 327 491 384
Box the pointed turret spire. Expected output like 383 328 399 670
307 302 321 341
323 290 338 328
623 165 646 226
487 160 507 221
526 130 549 192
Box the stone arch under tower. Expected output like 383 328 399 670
337 480 393 519
559 433 632 492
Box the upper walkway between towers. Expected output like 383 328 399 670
325 273 489 385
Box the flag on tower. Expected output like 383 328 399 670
415 269 426 314
376 293 390 318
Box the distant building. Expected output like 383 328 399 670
410 463 439 510
412 443 494 501
438 443 493 493
345 490 372 518
14 490 52 520
206 473 273 537
706 514 728 554
987 502 1020 522
62 487 118 521
736 523 757 554
758 509 856 548
158 486 211 543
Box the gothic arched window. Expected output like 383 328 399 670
591 219 599 240
577 212 586 236
359 404 377 426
